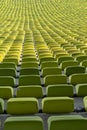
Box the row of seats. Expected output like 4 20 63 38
1 84 87 99
0 96 87 114
1 73 87 86
4 115 87 130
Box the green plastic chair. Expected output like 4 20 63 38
19 75 41 85
21 62 38 68
48 115 87 130
69 73 87 85
44 75 67 86
0 76 15 86
4 116 43 130
58 56 74 65
76 84 87 96
16 85 43 98
20 68 39 75
0 86 13 99
60 61 79 70
0 68 17 77
42 97 74 113
46 84 73 97
7 98 39 114
42 67 62 77
64 66 85 76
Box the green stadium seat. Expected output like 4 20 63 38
41 61 58 69
42 67 62 77
42 97 74 113
19 75 41 85
58 56 74 65
22 57 38 62
64 66 85 76
0 98 4 114
69 73 87 85
3 58 19 65
0 86 13 99
7 98 38 114
21 62 38 68
44 75 67 86
0 76 15 86
0 68 17 77
46 84 73 97
60 61 79 70
48 115 87 130
4 116 43 130
0 62 16 69
76 84 87 96
80 60 87 67
16 85 43 98
75 55 87 62
40 57 56 64
20 68 39 75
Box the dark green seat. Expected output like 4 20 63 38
76 84 87 96
48 115 87 130
0 86 13 99
20 68 39 75
64 66 85 76
0 68 17 77
16 85 43 98
44 75 67 86
0 76 15 86
46 84 73 97
42 67 62 77
19 75 41 85
69 74 87 85
60 61 79 70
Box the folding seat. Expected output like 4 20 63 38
20 68 39 75
76 84 87 96
58 56 74 65
0 62 16 69
46 84 73 97
40 57 56 64
55 53 69 59
4 116 43 130
16 85 43 98
41 61 58 69
0 76 15 86
7 98 38 114
42 67 62 77
0 68 17 77
60 61 79 70
83 96 87 111
0 98 4 114
21 62 38 68
22 57 38 62
80 60 87 67
44 75 67 86
0 87 13 99
75 55 87 62
64 66 85 76
3 58 19 65
69 73 87 85
42 97 74 113
19 75 41 85
5 55 20 59
48 115 87 130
